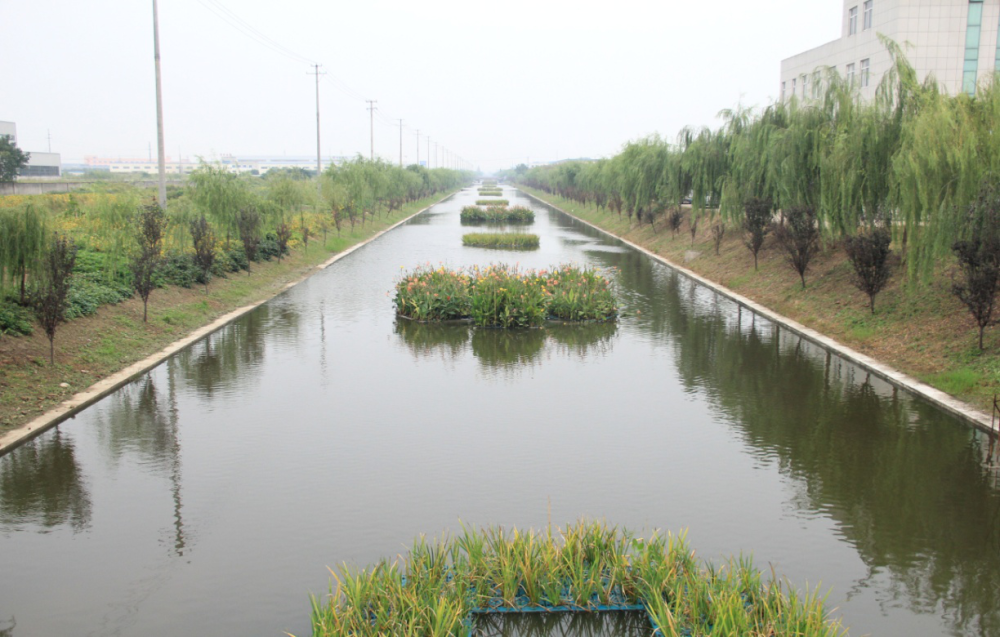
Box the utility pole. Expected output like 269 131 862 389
415 129 420 167
152 0 167 209
398 119 403 167
427 136 431 168
310 64 325 191
366 100 377 160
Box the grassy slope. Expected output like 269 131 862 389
0 193 451 435
521 186 1000 413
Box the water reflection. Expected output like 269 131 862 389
394 320 617 370
474 611 650 636
657 269 1000 636
172 303 299 399
0 430 91 533
93 368 187 556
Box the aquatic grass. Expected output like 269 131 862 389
394 264 617 327
460 206 533 224
475 199 511 206
462 233 539 250
305 520 848 637
478 189 504 196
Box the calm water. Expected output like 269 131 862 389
2 186 999 637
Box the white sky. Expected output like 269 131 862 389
2 0 844 172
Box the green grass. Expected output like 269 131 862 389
460 206 534 224
394 263 617 328
462 233 539 250
926 367 985 395
478 189 503 196
305 520 848 637
475 199 510 206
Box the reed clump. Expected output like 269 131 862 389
478 189 504 196
475 199 510 207
460 206 533 224
462 233 539 250
394 263 616 327
307 520 848 637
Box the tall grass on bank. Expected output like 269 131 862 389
394 263 616 327
462 233 539 250
306 520 848 637
460 206 533 224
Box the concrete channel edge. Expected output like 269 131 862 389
523 190 997 435
0 195 453 456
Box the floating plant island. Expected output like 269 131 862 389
462 232 539 250
307 520 848 637
460 205 532 224
394 263 616 328
474 199 511 206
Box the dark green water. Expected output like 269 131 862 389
1 185 998 636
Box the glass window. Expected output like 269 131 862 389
801 74 808 98
781 81 786 101
813 71 822 98
849 6 858 35
964 0 984 95
861 58 870 87
863 1 873 29
847 63 856 87
792 77 796 96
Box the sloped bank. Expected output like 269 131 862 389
519 188 994 434
0 191 460 455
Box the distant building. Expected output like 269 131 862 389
86 153 345 175
780 0 1000 101
1 121 61 178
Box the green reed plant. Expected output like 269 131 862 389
305 520 848 637
460 206 533 224
462 233 539 250
478 189 504 196
394 263 616 327
475 199 510 206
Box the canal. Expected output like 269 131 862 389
1 185 998 636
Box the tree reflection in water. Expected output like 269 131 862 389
0 429 91 533
657 267 1000 637
394 320 617 375
473 611 650 637
93 366 187 557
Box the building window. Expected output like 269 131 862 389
781 81 786 101
813 71 822 98
861 58 870 87
964 0 984 95
847 63 856 87
848 6 858 35
863 1 873 30
791 77 796 97
801 74 808 98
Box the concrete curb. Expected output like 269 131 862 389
522 190 997 435
0 194 453 456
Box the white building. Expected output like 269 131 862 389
86 153 344 176
781 0 1000 101
1 121 61 177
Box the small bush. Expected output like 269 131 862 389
0 299 34 336
844 227 892 314
742 197 773 270
774 204 820 288
65 275 133 319
462 233 540 250
461 206 534 224
157 252 202 288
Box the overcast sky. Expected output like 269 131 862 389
2 0 844 172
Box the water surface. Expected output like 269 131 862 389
1 186 999 636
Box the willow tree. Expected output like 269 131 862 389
0 203 48 303
189 163 250 246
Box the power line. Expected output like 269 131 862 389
196 0 315 65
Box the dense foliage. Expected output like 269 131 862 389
462 232 539 250
506 40 1000 282
308 521 848 637
460 206 534 224
394 264 617 327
